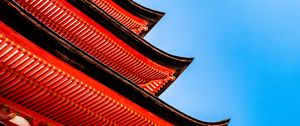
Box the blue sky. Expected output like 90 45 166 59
135 0 300 126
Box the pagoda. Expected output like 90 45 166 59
0 0 230 125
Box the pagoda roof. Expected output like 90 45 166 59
4 0 191 96
0 0 230 125
69 0 192 96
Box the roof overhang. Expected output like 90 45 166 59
0 0 230 125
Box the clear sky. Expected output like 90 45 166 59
135 0 300 126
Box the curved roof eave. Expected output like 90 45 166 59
0 1 230 125
68 0 193 95
112 0 165 37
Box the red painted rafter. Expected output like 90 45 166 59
13 0 174 95
90 0 149 35
0 21 172 126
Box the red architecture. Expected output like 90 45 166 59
0 0 230 125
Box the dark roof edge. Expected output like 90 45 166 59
68 0 193 95
155 57 194 96
112 0 165 37
0 1 230 125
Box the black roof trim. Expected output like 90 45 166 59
0 0 229 125
113 0 165 37
68 0 193 96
